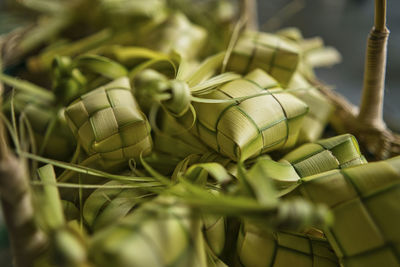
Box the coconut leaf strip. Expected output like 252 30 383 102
109 46 172 64
190 86 314 104
140 153 173 186
28 28 114 72
190 72 241 95
31 181 162 189
74 54 128 79
20 151 155 182
186 52 225 87
129 57 177 79
0 73 54 102
36 164 65 231
185 162 231 184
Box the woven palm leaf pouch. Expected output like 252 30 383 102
187 68 308 162
289 156 400 267
64 77 153 167
89 195 207 267
281 134 367 178
236 223 338 267
247 134 366 195
225 31 300 87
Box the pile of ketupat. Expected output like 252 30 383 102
0 0 399 267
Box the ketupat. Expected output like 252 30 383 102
239 134 366 196
233 135 366 267
281 134 366 178
236 223 338 267
83 180 153 231
186 68 309 161
64 77 153 167
288 156 400 267
89 195 208 267
226 31 300 87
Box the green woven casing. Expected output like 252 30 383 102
236 222 338 267
281 134 366 178
89 196 207 267
226 31 300 87
188 68 308 161
242 135 365 195
83 181 149 231
64 77 152 161
292 156 400 267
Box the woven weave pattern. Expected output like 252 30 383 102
226 31 300 87
296 156 400 266
236 223 338 267
83 181 147 231
191 69 308 161
65 77 152 161
90 197 207 267
282 134 366 178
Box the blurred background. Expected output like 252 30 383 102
0 0 399 266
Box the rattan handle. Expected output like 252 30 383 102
358 0 389 129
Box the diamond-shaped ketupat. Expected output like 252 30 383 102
281 134 366 178
291 156 400 266
226 31 300 87
64 77 152 163
89 196 207 267
236 222 338 267
187 68 308 162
